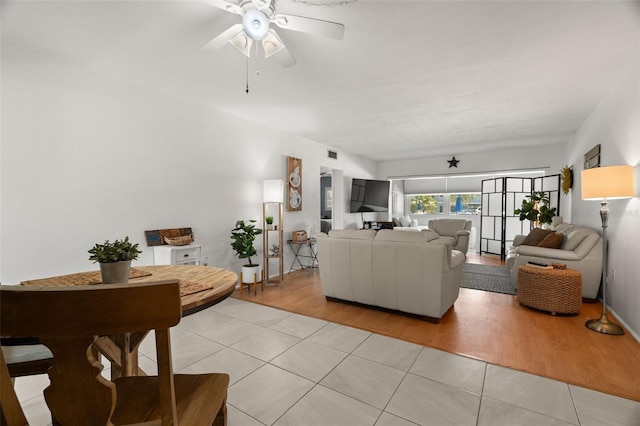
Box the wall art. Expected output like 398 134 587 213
286 156 302 211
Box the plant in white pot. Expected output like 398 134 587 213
88 236 142 284
230 220 263 284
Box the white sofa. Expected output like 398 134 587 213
506 223 603 299
317 229 465 322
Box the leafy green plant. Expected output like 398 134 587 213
265 216 274 225
514 192 557 226
230 220 263 266
88 236 142 263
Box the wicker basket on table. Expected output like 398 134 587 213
517 265 582 315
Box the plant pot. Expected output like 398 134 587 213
241 264 262 284
100 260 131 284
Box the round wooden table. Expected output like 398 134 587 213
21 265 238 378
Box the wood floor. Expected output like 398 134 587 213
232 253 640 402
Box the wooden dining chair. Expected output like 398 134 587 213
0 280 229 425
1 348 29 426
1 337 53 379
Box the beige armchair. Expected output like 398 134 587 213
428 219 472 254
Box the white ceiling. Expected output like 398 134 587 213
2 0 639 161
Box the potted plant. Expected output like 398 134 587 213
88 236 142 284
514 192 557 228
230 220 263 284
265 215 274 230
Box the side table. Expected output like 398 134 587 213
517 265 582 315
287 239 318 273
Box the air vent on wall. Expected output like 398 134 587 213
328 150 338 159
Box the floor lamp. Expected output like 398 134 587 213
581 165 635 335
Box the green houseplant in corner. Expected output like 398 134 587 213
514 191 557 228
88 236 142 284
230 220 263 284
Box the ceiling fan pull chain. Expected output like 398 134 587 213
255 42 260 76
245 56 250 94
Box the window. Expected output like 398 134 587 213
407 193 481 215
449 193 481 215
408 194 444 214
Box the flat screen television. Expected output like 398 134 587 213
349 179 390 213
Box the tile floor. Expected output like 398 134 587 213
13 298 640 425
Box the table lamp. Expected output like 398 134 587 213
581 165 634 335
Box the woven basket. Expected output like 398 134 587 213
164 234 194 246
517 265 582 315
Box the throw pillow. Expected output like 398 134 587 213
537 232 564 249
521 228 554 246
399 215 412 227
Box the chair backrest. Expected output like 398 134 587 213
0 280 181 425
428 219 472 236
1 348 29 426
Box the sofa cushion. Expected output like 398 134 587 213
521 228 554 246
429 219 470 236
561 228 592 251
377 229 434 243
328 229 377 240
392 217 402 227
399 215 412 227
537 232 564 249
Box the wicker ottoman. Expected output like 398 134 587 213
517 265 582 315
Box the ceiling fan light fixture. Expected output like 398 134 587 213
229 32 252 57
243 10 269 40
263 39 284 58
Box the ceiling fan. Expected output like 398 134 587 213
201 0 345 68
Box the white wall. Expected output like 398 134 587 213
565 64 640 339
0 59 376 284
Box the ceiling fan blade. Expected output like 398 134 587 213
274 46 297 68
201 23 244 52
203 0 243 15
273 13 344 40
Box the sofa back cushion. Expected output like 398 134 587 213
561 227 594 251
428 219 471 236
376 229 438 243
328 229 377 240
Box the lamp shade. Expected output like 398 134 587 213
581 165 635 200
263 179 284 203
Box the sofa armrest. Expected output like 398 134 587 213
455 230 470 238
512 235 526 247
514 245 581 261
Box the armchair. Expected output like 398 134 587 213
428 219 472 254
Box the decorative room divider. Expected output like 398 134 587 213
479 175 560 260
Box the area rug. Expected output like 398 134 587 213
460 263 515 295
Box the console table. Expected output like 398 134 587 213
287 239 318 273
